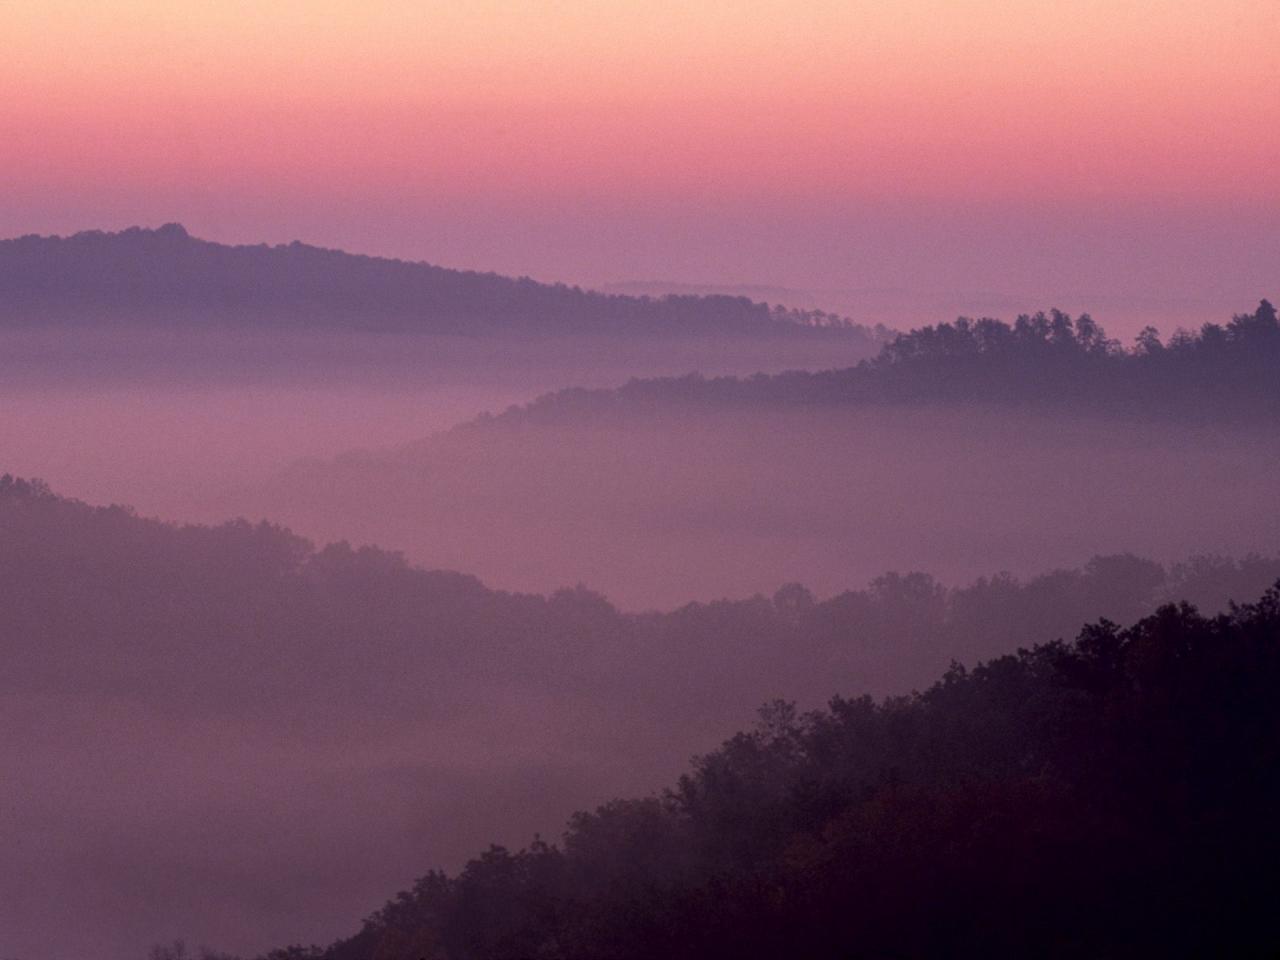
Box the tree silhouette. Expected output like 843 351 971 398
298 582 1280 959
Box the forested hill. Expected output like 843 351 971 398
0 225 878 340
6 471 1277 708
5 475 1280 958
476 300 1280 424
269 581 1280 960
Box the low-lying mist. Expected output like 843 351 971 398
2 301 1276 959
2 477 1277 959
0 326 877 519
243 404 1280 609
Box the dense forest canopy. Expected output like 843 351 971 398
481 300 1280 424
0 225 879 340
4 478 1279 959
4 473 1278 707
248 582 1280 960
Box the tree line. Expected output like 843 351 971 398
4 474 1276 712
250 583 1280 959
3 477 1277 957
486 300 1279 425
0 225 878 340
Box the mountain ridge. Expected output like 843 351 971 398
444 301 1280 427
0 224 881 340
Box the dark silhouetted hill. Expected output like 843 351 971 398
4 473 1279 957
0 225 881 340
10 471 1277 712
477 301 1279 423
270 580 1280 960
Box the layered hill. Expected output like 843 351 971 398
472 300 1280 425
0 224 881 341
244 304 1280 607
288 583 1280 960
3 475 1277 958
3 474 1279 959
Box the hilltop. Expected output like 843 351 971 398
0 225 881 341
471 301 1280 425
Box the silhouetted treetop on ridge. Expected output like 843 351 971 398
477 301 1280 424
4 472 1276 715
264 579 1280 959
6 474 1280 958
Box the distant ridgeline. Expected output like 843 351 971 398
0 224 877 339
483 300 1280 422
6 471 1277 708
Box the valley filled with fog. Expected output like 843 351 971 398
244 402 1280 609
0 326 878 522
8 0 1280 954
5 474 1278 959
1 226 1277 960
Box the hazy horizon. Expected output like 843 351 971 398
3 2 1279 958
2 213 1271 343
4 1 1277 340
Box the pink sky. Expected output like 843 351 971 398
2 1 1276 324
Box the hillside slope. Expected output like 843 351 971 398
3 474 1277 959
0 225 880 341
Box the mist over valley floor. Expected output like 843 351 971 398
0 225 1277 960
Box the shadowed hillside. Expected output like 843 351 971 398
246 303 1280 608
0 225 882 341
262 583 1280 959
2 475 1277 959
482 300 1280 423
0 226 887 523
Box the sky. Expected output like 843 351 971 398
2 0 1277 329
